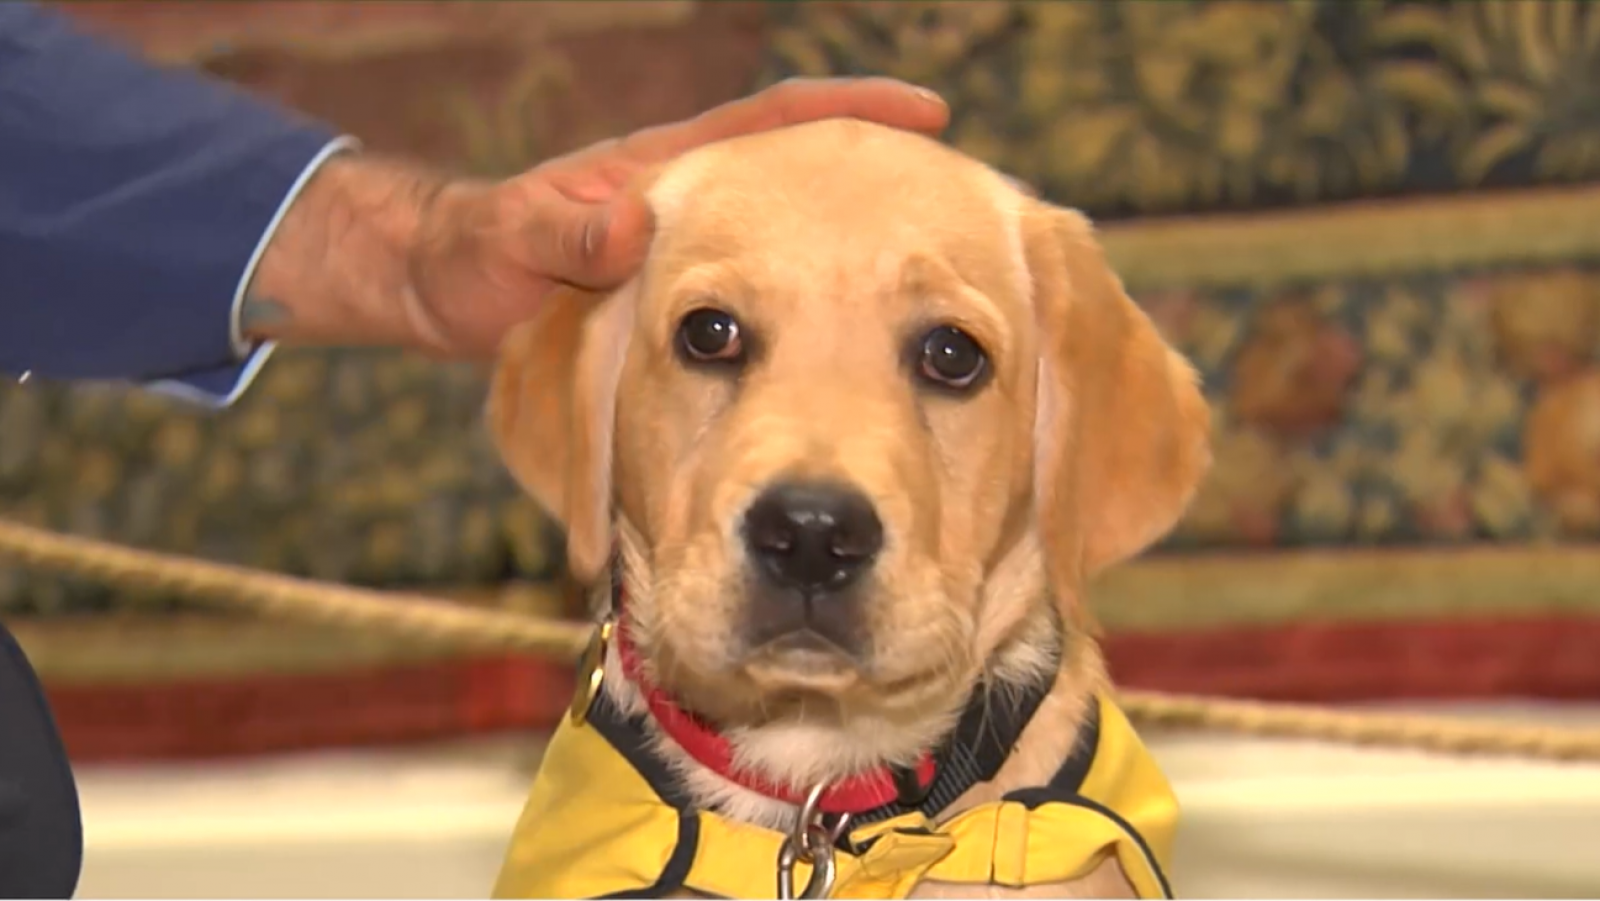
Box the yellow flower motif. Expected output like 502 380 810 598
1471 453 1535 539
1175 411 1293 546
1398 347 1522 449
1184 302 1246 374
1362 285 1430 367
1288 448 1356 540
1390 427 1467 509
1356 493 1401 541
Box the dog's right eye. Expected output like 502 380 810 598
676 308 745 365
916 325 988 392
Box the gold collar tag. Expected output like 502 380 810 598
569 618 615 727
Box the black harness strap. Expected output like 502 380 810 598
842 667 1064 833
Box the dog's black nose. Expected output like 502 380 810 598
743 481 884 594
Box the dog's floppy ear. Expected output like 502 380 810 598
488 285 635 583
1025 202 1211 607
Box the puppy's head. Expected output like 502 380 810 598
491 120 1208 730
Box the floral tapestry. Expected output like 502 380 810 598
6 1 1600 759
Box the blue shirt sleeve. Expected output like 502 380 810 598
0 3 350 406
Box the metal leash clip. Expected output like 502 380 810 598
776 782 851 900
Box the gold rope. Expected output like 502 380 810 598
3 517 1600 763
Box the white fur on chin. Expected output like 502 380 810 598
593 531 1060 833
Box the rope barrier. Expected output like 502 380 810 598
3 517 1600 763
0 518 587 657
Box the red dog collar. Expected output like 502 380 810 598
610 616 935 816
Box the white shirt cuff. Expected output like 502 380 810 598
146 135 362 410
226 135 362 358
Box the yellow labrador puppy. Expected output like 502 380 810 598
488 118 1210 900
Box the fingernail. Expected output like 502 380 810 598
913 86 944 106
1003 175 1037 197
583 207 611 258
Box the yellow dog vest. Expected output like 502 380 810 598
492 692 1177 899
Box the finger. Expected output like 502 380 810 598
585 191 654 287
521 184 653 290
614 77 950 165
536 143 634 203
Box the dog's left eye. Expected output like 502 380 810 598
677 308 745 365
917 326 988 391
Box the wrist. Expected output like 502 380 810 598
243 151 456 351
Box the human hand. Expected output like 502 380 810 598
403 77 950 359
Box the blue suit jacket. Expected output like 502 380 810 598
0 3 343 405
